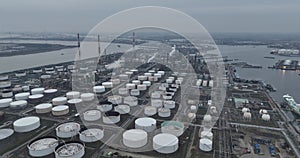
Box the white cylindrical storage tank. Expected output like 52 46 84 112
157 71 165 75
199 138 213 152
203 115 212 123
107 95 122 104
93 86 105 93
0 75 9 81
210 106 218 114
138 76 147 81
114 104 130 114
144 106 157 116
126 83 136 90
0 128 13 140
144 72 152 77
188 113 196 119
80 128 104 143
175 80 182 85
52 105 69 116
103 111 120 124
158 108 171 117
45 67 54 71
35 103 52 114
135 117 156 132
31 88 45 95
52 97 67 105
153 133 178 154
190 105 197 113
102 82 113 88
97 101 113 112
2 89 13 98
10 100 27 109
0 98 13 108
125 71 133 76
44 89 58 96
151 99 163 108
12 86 22 93
28 94 44 103
80 93 94 101
119 74 129 81
0 81 11 89
130 69 138 73
242 107 250 113
66 91 80 99
200 131 213 140
28 137 58 157
143 81 151 87
259 109 268 114
13 116 40 132
55 142 85 158
166 78 173 84
22 86 30 92
32 69 43 73
124 96 138 106
137 84 147 91
132 80 141 85
118 88 128 95
130 89 140 96
83 110 101 121
110 78 120 85
15 72 26 77
262 114 270 121
243 112 252 120
67 99 83 105
161 121 184 137
56 122 80 138
162 94 172 100
15 92 30 100
123 129 147 148
164 100 176 109
154 73 162 79
151 92 161 99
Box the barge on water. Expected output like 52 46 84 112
283 94 300 116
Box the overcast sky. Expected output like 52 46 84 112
0 0 300 33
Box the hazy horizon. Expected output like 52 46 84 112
0 0 300 34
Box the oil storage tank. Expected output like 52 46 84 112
124 96 138 106
0 128 14 140
103 111 120 124
52 97 67 105
135 117 156 132
83 110 101 121
161 121 184 137
0 98 13 108
35 103 52 114
144 106 157 116
56 122 80 138
66 91 80 99
15 92 30 100
10 100 28 109
28 136 58 157
13 116 40 132
153 133 178 154
123 129 147 148
199 138 213 152
54 141 85 158
79 128 104 143
52 105 69 116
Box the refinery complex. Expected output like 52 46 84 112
0 31 299 158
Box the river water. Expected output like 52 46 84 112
0 41 131 73
218 45 300 107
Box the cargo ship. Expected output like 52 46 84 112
283 94 300 116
